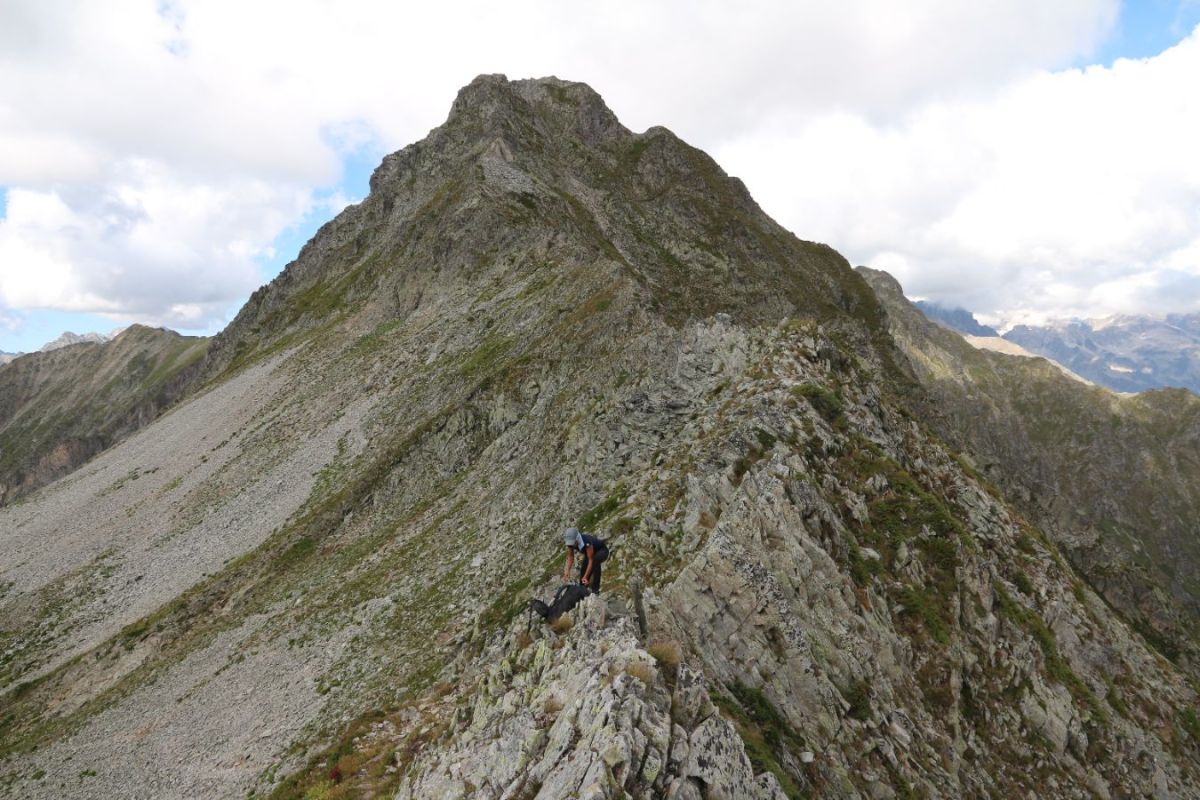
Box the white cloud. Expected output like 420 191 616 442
0 0 1164 331
0 309 22 335
717 26 1200 321
0 163 311 327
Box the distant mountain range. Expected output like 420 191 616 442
915 302 1200 394
0 325 206 503
39 330 113 351
0 329 119 367
914 300 999 336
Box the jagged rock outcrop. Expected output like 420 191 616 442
394 597 785 800
0 76 1198 800
0 325 207 504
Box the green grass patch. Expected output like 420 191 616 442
839 679 873 721
577 484 627 530
896 584 951 645
790 384 843 422
457 334 514 378
712 681 807 799
1180 708 1200 745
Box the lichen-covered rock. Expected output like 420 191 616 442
396 597 781 800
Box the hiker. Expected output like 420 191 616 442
562 527 609 593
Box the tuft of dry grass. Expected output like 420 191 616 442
430 681 454 699
515 629 532 650
647 640 682 669
624 660 656 686
543 695 565 714
549 615 574 634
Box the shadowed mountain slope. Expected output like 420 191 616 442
0 325 207 505
913 301 999 337
863 267 1200 665
0 77 1198 799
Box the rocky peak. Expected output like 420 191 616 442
209 75 876 380
39 330 109 352
447 73 628 147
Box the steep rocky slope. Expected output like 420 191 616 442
0 76 1197 799
862 268 1200 668
0 325 207 504
278 310 1200 800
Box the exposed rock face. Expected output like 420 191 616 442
0 76 1198 800
395 597 785 800
273 312 1200 798
0 325 207 504
862 267 1200 666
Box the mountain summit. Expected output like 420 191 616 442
2 77 1199 799
205 75 878 378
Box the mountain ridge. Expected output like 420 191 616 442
861 266 1200 663
202 74 882 384
0 324 208 504
0 76 1198 799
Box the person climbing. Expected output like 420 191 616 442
561 526 609 594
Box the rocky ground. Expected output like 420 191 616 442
267 316 1200 799
395 595 786 800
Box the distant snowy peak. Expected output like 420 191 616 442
909 300 1200 394
39 331 112 352
1001 313 1200 394
0 351 20 365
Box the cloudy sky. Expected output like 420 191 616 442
2 0 1199 350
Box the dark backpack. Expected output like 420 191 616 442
530 583 590 623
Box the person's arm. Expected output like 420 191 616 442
562 548 575 582
581 544 595 586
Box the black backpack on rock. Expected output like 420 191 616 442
530 584 591 623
